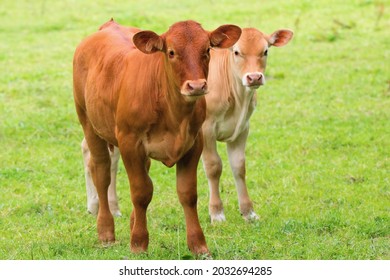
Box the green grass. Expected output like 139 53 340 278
0 0 389 260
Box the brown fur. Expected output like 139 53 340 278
73 19 241 255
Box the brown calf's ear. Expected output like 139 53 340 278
133 31 164 54
210 25 242 48
268 29 294 47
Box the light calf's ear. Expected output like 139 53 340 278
268 29 294 47
132 31 164 54
210 25 242 48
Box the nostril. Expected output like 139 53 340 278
182 79 208 95
249 73 261 81
188 81 207 91
187 82 194 91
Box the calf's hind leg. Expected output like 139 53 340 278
227 128 259 221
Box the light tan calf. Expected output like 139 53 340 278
203 28 293 222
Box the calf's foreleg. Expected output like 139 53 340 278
118 134 153 253
177 135 209 255
227 127 258 221
201 124 225 222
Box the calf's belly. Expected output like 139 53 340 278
144 133 195 167
215 118 246 142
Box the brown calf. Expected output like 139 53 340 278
203 27 293 222
73 19 241 255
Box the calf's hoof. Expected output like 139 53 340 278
209 205 226 223
193 246 211 259
130 241 148 254
130 245 148 254
98 230 115 244
131 231 149 253
242 210 259 222
101 240 116 248
187 231 209 257
210 212 226 223
97 214 115 243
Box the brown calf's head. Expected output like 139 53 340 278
231 28 293 89
133 20 242 101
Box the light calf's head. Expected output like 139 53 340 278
133 20 241 101
231 28 293 89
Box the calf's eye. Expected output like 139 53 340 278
264 49 268 56
168 50 175 58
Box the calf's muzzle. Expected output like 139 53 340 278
243 72 265 88
181 79 208 96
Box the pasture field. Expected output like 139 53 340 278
0 0 389 260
